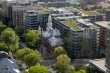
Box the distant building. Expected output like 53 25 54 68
103 9 110 21
38 0 68 8
39 15 63 55
12 5 41 28
80 0 104 5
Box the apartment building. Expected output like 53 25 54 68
25 9 49 30
53 18 97 58
12 5 41 28
94 21 109 49
106 22 110 73
103 9 110 21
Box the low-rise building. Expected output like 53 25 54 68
0 51 22 73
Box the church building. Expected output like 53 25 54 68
38 15 64 55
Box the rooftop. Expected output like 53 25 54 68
90 58 107 73
38 10 49 14
94 21 109 28
62 20 81 30
80 9 101 16
90 25 97 29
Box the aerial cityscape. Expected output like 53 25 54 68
0 0 110 73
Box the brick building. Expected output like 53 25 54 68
39 15 63 55
94 21 109 54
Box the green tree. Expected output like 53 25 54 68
65 66 74 73
15 48 33 60
0 24 7 34
54 54 71 73
15 48 43 67
53 46 67 59
15 26 24 37
63 37 72 52
1 28 19 51
28 65 49 73
24 50 43 67
80 40 91 57
25 30 40 47
0 42 9 52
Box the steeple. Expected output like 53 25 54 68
47 15 52 31
38 25 41 34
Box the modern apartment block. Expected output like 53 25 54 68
103 9 110 21
52 17 97 58
94 21 109 49
25 10 38 29
25 9 49 30
106 22 110 73
12 5 41 28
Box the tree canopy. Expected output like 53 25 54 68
15 48 43 67
0 24 7 34
80 39 91 57
28 65 49 73
63 37 72 51
53 46 67 59
54 54 71 73
1 28 19 51
25 30 40 47
15 26 24 37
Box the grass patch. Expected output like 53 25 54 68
63 21 81 30
79 9 100 16
38 10 49 14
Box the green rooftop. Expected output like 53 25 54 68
63 21 81 30
90 25 97 29
38 10 49 14
80 9 101 16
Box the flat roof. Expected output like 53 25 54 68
90 58 107 72
77 19 97 29
38 10 49 14
94 21 109 28
79 9 101 16
62 20 81 30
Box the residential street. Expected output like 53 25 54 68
40 59 89 67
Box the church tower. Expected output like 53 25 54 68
46 15 53 31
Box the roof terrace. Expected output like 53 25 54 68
80 9 101 16
62 20 81 30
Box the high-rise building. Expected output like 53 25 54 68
53 18 97 58
94 21 109 53
106 22 110 73
12 5 41 28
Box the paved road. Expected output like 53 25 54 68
40 59 89 67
